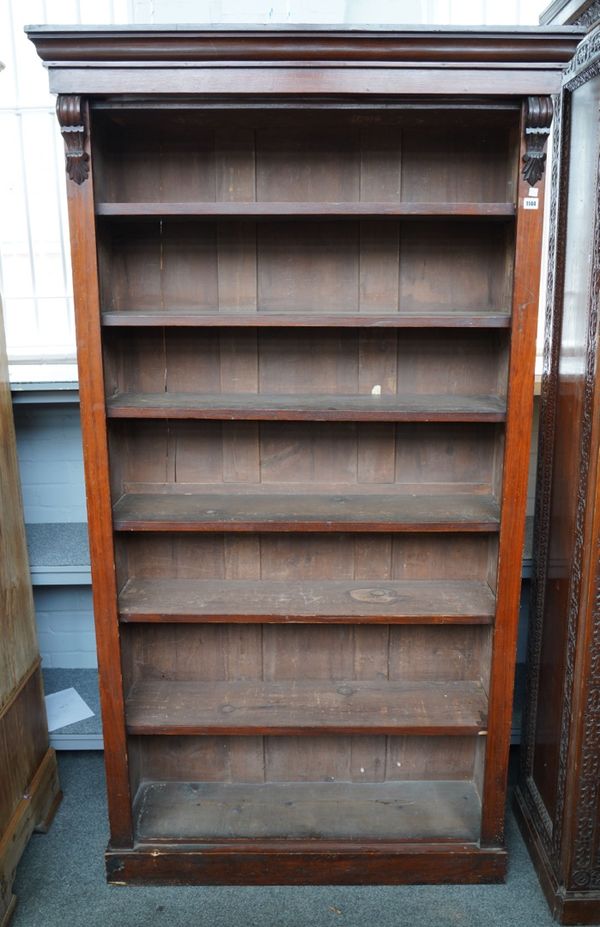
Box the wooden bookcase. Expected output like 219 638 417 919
515 17 600 924
28 25 582 886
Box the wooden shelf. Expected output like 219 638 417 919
134 779 482 842
112 491 501 533
119 578 496 624
106 392 507 422
97 201 515 218
29 20 564 888
125 678 487 736
101 310 512 329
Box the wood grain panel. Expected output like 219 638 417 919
117 532 496 585
257 221 359 312
99 218 512 316
133 779 482 841
112 490 500 533
125 678 488 735
65 103 133 845
0 298 38 707
401 127 511 203
102 310 512 327
104 329 509 406
106 391 507 421
93 116 514 208
119 578 496 622
96 201 515 216
131 733 479 783
398 222 512 312
480 101 547 848
0 668 48 835
109 419 500 494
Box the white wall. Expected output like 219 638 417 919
35 587 97 668
15 406 86 523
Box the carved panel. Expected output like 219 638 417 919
564 20 600 89
56 95 89 185
567 151 600 891
519 90 567 861
577 1 600 29
518 17 600 910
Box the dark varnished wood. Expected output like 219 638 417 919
522 97 553 186
118 577 496 624
27 25 583 100
28 24 567 887
56 95 89 184
480 99 548 848
106 842 506 886
60 101 133 846
47 68 570 98
515 25 600 923
26 24 582 66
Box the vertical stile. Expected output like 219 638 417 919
480 98 549 847
61 98 133 846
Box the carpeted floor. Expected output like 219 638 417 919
11 752 571 927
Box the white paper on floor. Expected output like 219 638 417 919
45 687 94 732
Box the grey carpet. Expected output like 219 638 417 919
10 752 575 927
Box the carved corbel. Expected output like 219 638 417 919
56 95 89 185
522 96 553 186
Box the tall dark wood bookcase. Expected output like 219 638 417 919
28 25 582 886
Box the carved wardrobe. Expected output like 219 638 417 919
515 12 600 923
28 25 582 885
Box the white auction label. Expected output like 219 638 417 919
524 197 539 210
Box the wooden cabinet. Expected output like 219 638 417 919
514 20 600 924
0 296 61 925
28 25 582 886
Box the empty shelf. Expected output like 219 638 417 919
97 201 515 218
134 779 482 842
118 578 496 624
112 491 501 533
101 310 511 328
106 392 507 422
125 678 488 736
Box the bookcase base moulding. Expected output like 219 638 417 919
28 24 583 886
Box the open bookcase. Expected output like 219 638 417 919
28 25 581 885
